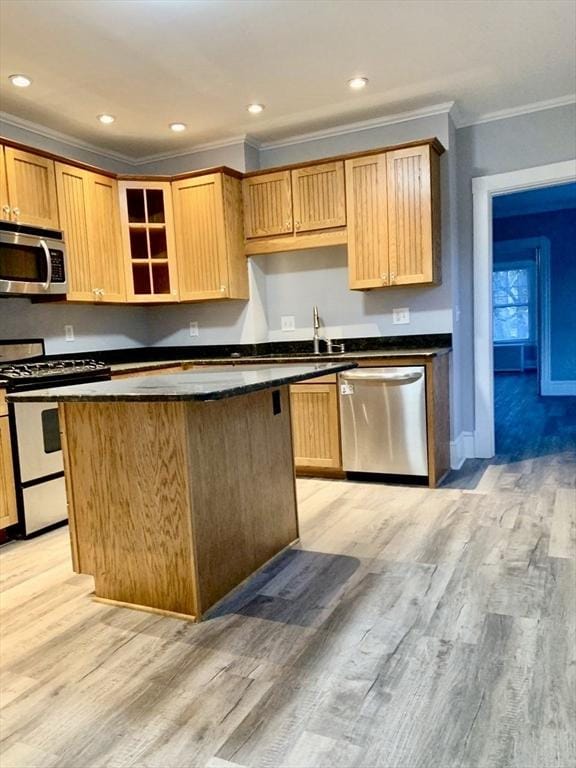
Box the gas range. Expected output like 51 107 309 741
0 358 110 390
0 339 111 538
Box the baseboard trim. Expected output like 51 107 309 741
450 431 475 469
541 380 576 396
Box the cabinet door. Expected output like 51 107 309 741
89 173 125 302
55 163 94 301
4 147 59 228
345 154 389 289
0 146 10 221
172 174 229 301
292 161 346 232
242 171 292 238
290 384 341 469
386 145 434 285
0 417 18 530
119 182 179 302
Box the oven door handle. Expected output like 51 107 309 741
39 239 52 290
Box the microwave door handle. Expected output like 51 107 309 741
39 239 52 290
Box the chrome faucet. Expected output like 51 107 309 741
313 305 321 354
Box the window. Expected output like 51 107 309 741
492 263 535 343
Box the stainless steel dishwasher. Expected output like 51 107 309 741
339 367 428 476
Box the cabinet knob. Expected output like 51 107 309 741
390 272 396 283
295 220 301 230
286 220 292 231
381 273 388 283
1 205 10 217
220 285 226 293
12 207 20 221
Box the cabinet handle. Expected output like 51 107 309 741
220 285 226 293
286 220 292 231
1 205 10 217
12 207 20 221
390 272 396 283
381 273 388 283
295 220 301 230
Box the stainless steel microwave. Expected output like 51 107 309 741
0 221 67 296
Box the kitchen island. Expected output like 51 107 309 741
7 363 355 621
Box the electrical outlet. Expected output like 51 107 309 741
189 321 199 337
392 307 410 325
64 325 75 341
281 315 296 332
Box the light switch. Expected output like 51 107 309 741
64 325 75 341
189 321 199 337
281 315 296 332
392 308 410 325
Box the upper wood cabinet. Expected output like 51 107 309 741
55 163 125 302
0 416 18 530
387 145 439 285
242 170 292 238
1 146 59 228
292 161 346 232
118 181 179 303
172 172 248 302
346 143 441 289
345 154 389 289
0 147 9 222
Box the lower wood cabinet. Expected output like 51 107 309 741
0 416 18 530
290 381 342 471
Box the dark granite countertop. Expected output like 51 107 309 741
109 347 451 375
6 363 356 403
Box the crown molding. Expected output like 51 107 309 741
256 102 456 151
458 94 576 128
129 134 254 166
0 111 134 164
0 110 253 168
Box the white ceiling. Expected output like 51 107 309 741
0 0 575 160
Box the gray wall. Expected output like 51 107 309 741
0 298 148 355
456 103 576 431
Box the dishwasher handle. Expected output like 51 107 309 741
340 369 424 384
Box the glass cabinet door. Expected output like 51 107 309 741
119 182 178 301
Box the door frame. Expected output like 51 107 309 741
472 159 576 458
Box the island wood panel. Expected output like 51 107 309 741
386 145 435 285
3 146 59 228
345 154 389 289
89 173 125 302
290 383 341 470
172 173 248 301
291 161 346 232
0 416 18 529
60 401 200 617
110 365 183 379
185 386 299 612
0 387 7 416
242 170 292 238
0 146 10 220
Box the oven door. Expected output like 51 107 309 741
12 401 64 482
0 231 67 295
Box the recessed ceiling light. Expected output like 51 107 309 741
247 103 265 114
169 122 187 132
98 114 115 124
9 74 32 88
348 77 369 90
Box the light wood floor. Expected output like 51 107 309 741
1 375 575 767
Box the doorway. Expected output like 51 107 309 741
472 160 576 458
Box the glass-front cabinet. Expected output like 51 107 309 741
118 181 179 302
